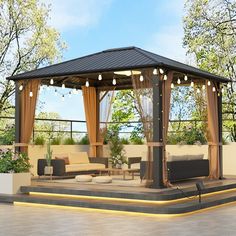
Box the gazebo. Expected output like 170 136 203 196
7 46 229 189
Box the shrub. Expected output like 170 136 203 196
51 137 61 145
34 136 45 145
121 138 130 144
63 137 75 145
130 137 144 145
0 124 15 145
78 135 90 145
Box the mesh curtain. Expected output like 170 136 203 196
98 90 115 156
132 69 153 186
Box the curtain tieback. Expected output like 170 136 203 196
208 142 222 146
91 142 103 146
147 142 164 147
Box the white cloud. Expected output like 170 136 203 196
42 0 112 31
145 26 187 63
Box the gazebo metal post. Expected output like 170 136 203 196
15 82 21 152
218 82 223 179
152 74 164 188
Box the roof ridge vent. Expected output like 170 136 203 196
102 46 136 53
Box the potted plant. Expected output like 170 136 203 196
44 142 53 175
0 148 31 194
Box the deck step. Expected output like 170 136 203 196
1 189 236 214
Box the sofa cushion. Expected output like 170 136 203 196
65 163 105 172
168 155 189 162
69 152 89 164
75 175 93 182
187 154 204 160
55 156 70 165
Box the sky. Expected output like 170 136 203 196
38 0 187 120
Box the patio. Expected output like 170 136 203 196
3 46 236 214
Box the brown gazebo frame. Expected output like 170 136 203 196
7 46 229 189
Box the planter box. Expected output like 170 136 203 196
0 173 31 194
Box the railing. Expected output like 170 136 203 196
0 116 236 141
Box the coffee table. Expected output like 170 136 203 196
98 168 139 180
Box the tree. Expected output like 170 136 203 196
0 0 65 115
183 0 236 140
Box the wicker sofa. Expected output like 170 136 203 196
140 154 209 182
37 152 108 176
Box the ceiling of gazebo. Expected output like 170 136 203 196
7 46 230 90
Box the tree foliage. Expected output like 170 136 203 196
0 0 65 115
183 0 236 140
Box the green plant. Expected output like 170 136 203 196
0 124 15 145
121 138 130 145
34 136 45 145
107 127 126 167
45 143 53 166
63 137 75 145
0 149 31 173
51 137 61 145
78 135 90 145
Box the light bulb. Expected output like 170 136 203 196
171 83 174 89
221 87 224 93
159 68 164 74
163 74 168 81
212 87 216 92
10 80 15 86
191 81 194 87
177 78 181 84
153 69 158 75
202 84 206 90
227 83 231 88
197 88 200 93
19 84 23 91
112 78 116 85
62 95 65 101
98 74 102 81
184 75 188 81
50 78 54 85
29 91 33 97
54 89 57 96
85 80 89 87
62 83 65 89
139 75 144 82
207 81 211 86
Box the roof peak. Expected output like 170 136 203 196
102 46 138 53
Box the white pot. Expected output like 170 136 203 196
0 172 31 194
44 166 53 175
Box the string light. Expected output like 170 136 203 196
202 84 206 90
221 87 224 93
171 83 174 89
159 68 164 74
50 78 54 85
227 83 231 88
177 78 181 84
139 75 144 82
62 83 65 89
19 84 23 91
98 74 102 81
191 81 194 87
10 80 15 86
153 68 158 75
29 91 33 97
62 95 65 101
196 88 200 94
85 80 89 87
207 81 211 86
112 78 116 85
163 74 168 81
184 75 188 81
212 86 216 92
